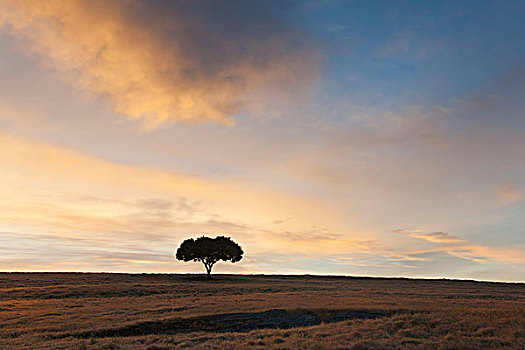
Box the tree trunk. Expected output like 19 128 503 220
203 261 213 280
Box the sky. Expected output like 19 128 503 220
0 0 524 282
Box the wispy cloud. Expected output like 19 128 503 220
0 132 363 271
396 229 525 264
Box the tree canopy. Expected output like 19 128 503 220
175 236 243 279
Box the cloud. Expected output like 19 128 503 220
397 230 465 244
396 229 525 264
258 228 369 255
496 183 522 204
0 132 363 271
0 0 319 126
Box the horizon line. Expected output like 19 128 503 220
1 271 523 285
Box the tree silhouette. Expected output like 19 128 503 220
175 236 243 279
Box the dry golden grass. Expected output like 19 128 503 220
1 273 524 349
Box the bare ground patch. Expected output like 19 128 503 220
62 308 392 338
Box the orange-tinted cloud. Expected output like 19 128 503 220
0 0 319 126
0 132 368 272
396 229 525 264
496 183 522 204
0 132 359 255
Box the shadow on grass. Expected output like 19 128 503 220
61 309 392 338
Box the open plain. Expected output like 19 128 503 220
1 273 524 349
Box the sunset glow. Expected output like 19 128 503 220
1 0 524 282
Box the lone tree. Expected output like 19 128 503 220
175 236 243 279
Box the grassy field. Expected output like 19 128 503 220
1 273 524 349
